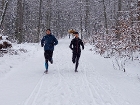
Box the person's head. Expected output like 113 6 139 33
74 32 79 38
46 29 51 35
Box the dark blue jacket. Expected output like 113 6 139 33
41 34 58 51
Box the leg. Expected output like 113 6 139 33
75 53 81 72
48 50 53 64
72 53 76 63
45 61 48 72
44 51 50 71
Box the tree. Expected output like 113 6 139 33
0 0 8 29
84 0 90 38
46 0 52 29
115 0 122 40
0 0 139 44
15 0 24 44
138 0 140 21
102 0 108 34
37 0 42 43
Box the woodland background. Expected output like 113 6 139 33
0 0 140 69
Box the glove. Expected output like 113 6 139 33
70 48 73 50
41 44 44 47
69 46 73 50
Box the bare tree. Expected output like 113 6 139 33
84 0 90 38
0 0 8 29
115 0 122 40
102 0 108 34
15 0 24 44
46 0 52 29
138 0 140 21
37 0 42 43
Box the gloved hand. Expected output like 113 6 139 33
41 44 44 47
69 46 73 50
70 47 73 50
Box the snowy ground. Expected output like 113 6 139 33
0 37 140 105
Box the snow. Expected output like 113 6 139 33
0 37 140 105
2 35 8 40
0 39 11 45
0 35 11 45
0 40 2 44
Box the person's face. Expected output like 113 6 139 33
75 34 79 38
46 30 51 35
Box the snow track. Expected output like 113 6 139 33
81 52 131 105
24 74 45 105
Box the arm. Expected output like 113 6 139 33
53 36 58 45
41 36 45 47
80 40 84 50
69 40 73 50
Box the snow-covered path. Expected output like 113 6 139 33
0 38 140 105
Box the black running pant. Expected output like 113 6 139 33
44 50 53 63
72 52 81 70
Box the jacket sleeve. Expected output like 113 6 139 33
69 40 73 50
53 36 58 45
41 36 45 47
80 40 84 50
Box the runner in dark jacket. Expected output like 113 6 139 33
41 29 58 73
69 32 84 72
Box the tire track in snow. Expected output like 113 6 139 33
55 39 98 105
33 42 70 105
57 56 97 105
57 64 75 105
31 74 45 105
80 69 99 105
61 52 97 104
23 74 45 105
84 64 118 105
35 68 63 105
81 51 119 105
89 70 130 105
80 53 107 105
80 66 105 105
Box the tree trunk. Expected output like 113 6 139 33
80 0 83 39
0 1 8 29
15 0 24 44
118 0 122 12
138 1 140 21
37 0 42 43
102 0 108 34
85 0 90 38
116 0 122 40
46 0 52 29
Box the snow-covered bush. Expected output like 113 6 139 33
0 34 12 50
0 34 12 56
93 19 140 72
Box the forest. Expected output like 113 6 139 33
0 0 140 71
